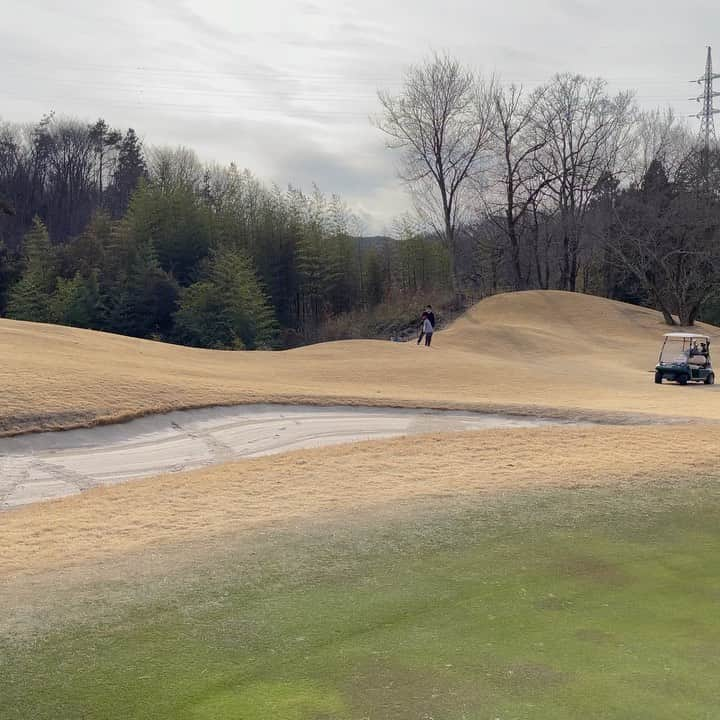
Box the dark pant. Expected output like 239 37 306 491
417 331 424 345
425 332 433 347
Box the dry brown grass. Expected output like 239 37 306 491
3 290 719 436
4 423 720 578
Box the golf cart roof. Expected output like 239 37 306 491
663 332 710 340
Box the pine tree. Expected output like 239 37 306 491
108 129 147 217
6 276 50 322
108 239 178 338
0 240 22 314
6 217 55 322
174 249 276 349
125 181 212 286
51 270 103 328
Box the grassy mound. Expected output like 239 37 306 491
1 290 718 435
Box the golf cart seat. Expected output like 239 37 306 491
689 354 708 366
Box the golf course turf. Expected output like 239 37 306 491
4 478 720 720
5 290 720 719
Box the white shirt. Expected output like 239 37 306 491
423 318 433 334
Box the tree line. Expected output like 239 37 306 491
0 115 451 348
3 55 719 350
377 55 720 326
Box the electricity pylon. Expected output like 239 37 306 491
689 46 720 190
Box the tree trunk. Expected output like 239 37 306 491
444 211 461 298
560 226 571 291
602 244 614 298
506 214 526 290
653 294 676 326
679 303 699 327
568 247 578 292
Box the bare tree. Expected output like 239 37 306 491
44 117 98 239
0 114 131 245
88 119 122 204
148 146 203 193
610 154 720 325
536 74 637 291
631 107 692 186
376 53 495 286
527 188 558 290
487 84 550 289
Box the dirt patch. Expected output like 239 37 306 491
575 628 615 644
344 659 488 720
554 556 629 587
497 662 569 690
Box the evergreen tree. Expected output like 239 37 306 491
6 217 55 322
62 211 111 278
108 129 146 217
6 276 51 322
641 159 671 199
51 270 103 328
175 249 276 349
0 240 21 314
107 238 178 338
126 181 212 285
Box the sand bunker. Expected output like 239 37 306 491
0 404 573 509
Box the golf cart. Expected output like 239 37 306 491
655 332 714 385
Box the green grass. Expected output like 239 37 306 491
4 481 720 720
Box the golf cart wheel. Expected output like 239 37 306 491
654 371 663 384
705 373 715 385
677 373 689 385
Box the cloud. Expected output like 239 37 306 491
143 0 254 47
3 0 717 233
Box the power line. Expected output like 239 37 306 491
0 88 378 122
3 57 403 85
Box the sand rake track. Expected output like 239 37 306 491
0 404 574 509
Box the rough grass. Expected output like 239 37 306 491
4 423 720 577
315 291 458 342
3 290 720 436
3 478 720 720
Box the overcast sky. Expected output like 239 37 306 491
2 0 718 233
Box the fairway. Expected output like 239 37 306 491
3 290 720 437
4 477 720 720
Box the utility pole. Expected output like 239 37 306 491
690 46 720 189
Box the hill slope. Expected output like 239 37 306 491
2 290 719 435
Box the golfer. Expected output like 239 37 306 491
417 305 436 346
417 311 427 345
421 314 434 347
425 304 435 330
